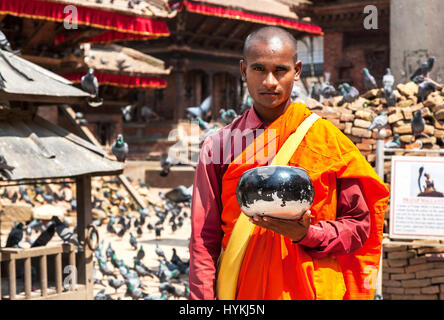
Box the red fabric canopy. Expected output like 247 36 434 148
62 72 167 89
0 0 170 39
55 30 160 45
174 0 322 35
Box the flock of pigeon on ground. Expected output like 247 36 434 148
1 175 194 300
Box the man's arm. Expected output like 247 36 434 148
297 177 371 259
188 137 223 300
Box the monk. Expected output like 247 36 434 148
188 26 389 300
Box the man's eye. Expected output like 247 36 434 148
253 66 264 71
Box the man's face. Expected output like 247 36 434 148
240 37 302 111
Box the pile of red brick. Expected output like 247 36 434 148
310 81 444 169
382 243 444 300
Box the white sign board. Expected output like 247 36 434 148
390 156 444 240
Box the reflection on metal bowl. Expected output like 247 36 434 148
236 165 314 220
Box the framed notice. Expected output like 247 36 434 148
390 156 444 240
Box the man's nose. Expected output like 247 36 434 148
263 72 278 88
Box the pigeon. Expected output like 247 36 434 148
0 30 16 53
112 134 128 162
108 278 124 294
384 134 401 149
412 75 427 84
382 68 395 88
125 282 145 300
159 152 174 177
21 193 34 207
106 243 114 259
338 83 359 106
141 105 157 121
116 59 131 70
98 259 116 278
81 68 103 107
26 219 44 235
0 154 15 179
290 82 301 102
320 80 337 100
110 252 121 269
144 290 168 300
158 260 180 282
382 68 397 107
5 222 24 248
154 226 163 239
107 217 117 234
310 82 321 101
121 105 134 122
70 199 77 211
186 96 212 120
0 70 5 89
117 225 127 238
42 192 54 204
119 260 131 279
171 248 184 267
410 56 435 81
129 232 138 250
417 80 438 103
94 288 113 300
218 109 238 125
155 243 165 258
133 263 153 278
31 222 56 247
362 68 378 91
52 216 83 251
168 282 190 298
411 109 426 138
164 185 193 203
384 85 397 107
164 258 180 273
136 226 143 236
369 112 387 131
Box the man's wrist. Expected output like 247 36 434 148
291 229 309 243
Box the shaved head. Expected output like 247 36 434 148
243 26 298 62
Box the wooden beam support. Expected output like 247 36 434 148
218 23 248 49
76 174 94 300
59 105 102 146
23 21 55 51
202 20 232 47
0 14 6 23
55 28 105 48
186 16 210 45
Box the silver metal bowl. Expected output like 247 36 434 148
236 165 314 220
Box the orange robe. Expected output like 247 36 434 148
220 102 389 300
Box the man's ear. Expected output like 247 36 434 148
294 61 302 81
240 59 247 81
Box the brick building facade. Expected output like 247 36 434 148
296 0 390 93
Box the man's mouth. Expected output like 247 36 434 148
259 92 279 96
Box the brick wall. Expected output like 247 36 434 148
382 243 444 300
